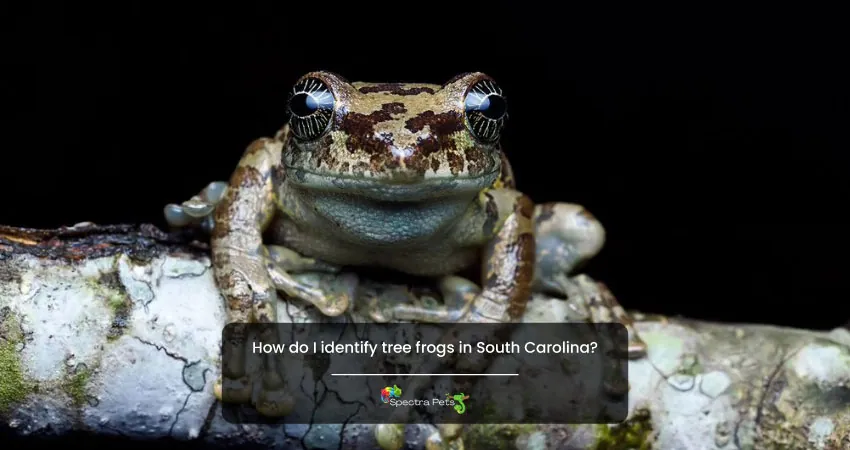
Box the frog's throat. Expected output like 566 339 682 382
286 167 500 202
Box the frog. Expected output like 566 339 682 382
164 71 646 449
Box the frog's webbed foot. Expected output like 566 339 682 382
163 181 228 232
533 202 646 358
378 275 500 323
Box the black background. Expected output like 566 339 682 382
2 3 848 330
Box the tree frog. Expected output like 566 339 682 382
165 71 645 447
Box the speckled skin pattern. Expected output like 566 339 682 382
164 72 645 447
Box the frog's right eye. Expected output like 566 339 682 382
287 77 335 140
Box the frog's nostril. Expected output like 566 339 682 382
389 146 414 159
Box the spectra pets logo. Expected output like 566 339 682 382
447 393 470 415
380 385 402 403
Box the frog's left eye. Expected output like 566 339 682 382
287 77 336 140
463 79 507 143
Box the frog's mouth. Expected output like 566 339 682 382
286 168 500 202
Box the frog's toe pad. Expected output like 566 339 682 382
327 272 359 310
254 388 295 417
202 181 228 203
181 198 215 218
294 272 359 317
438 275 481 308
164 204 192 227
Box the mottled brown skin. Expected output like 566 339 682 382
216 72 537 327
164 71 646 449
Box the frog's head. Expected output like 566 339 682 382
280 71 507 202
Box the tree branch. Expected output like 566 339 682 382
1 224 848 449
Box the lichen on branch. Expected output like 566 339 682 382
1 223 849 449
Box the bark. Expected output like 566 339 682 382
0 224 848 450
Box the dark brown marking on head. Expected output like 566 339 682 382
447 152 464 175
464 147 488 175
395 111 468 175
383 102 407 114
482 192 499 237
336 105 469 176
358 84 436 95
417 135 440 157
336 102 405 156
405 111 465 134
338 106 396 156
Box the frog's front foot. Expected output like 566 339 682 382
163 181 229 232
532 202 646 358
166 184 357 316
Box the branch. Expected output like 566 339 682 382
1 224 848 449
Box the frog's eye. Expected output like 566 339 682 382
463 79 507 143
287 77 336 140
